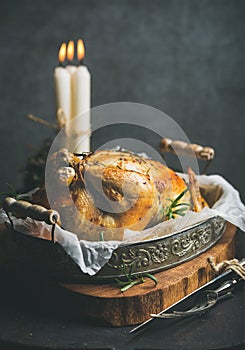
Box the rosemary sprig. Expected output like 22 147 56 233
0 183 29 201
115 263 158 292
99 231 104 241
164 188 191 220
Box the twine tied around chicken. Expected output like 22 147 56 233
208 256 245 280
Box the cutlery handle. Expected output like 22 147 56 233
215 277 243 295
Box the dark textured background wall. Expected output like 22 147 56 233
0 0 244 200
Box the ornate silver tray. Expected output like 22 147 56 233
1 208 226 283
95 216 226 280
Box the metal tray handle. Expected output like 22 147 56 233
160 138 215 161
2 197 60 225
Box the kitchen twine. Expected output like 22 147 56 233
208 256 245 280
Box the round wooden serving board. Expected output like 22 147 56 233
60 222 236 327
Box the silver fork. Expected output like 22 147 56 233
151 277 242 319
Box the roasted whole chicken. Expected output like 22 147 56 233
33 149 208 241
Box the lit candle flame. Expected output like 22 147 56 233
58 42 66 64
67 40 74 61
77 39 85 62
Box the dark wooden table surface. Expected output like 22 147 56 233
0 230 244 350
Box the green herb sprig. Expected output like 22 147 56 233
115 263 158 292
164 188 191 220
99 231 104 241
0 183 28 201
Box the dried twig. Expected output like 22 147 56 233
27 114 59 130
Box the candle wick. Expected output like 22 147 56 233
58 61 65 68
79 59 84 66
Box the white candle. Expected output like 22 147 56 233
54 43 71 125
73 65 91 130
72 39 91 153
54 40 91 153
66 41 77 122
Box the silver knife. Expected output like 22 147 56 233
129 258 245 334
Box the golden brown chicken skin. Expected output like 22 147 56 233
34 149 207 241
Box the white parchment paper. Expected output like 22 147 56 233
1 174 244 276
